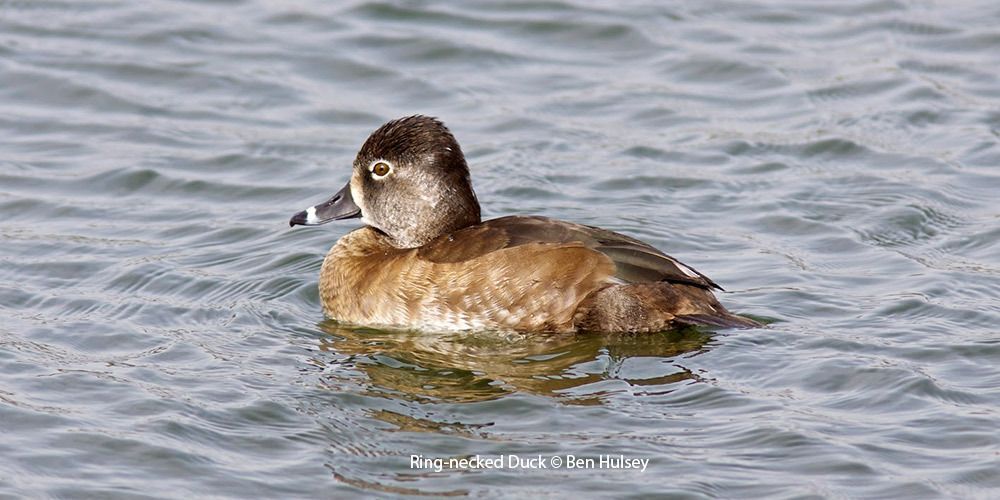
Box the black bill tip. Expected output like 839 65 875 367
289 211 308 227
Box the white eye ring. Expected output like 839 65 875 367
369 160 393 179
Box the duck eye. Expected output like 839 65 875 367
371 161 392 178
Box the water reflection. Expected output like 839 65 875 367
316 320 715 404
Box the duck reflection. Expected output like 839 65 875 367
315 320 715 405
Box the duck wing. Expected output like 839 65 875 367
418 215 722 291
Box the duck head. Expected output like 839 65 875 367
290 115 482 248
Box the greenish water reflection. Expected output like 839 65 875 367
317 321 713 405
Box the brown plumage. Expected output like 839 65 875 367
291 115 760 333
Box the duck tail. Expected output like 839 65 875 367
674 311 762 329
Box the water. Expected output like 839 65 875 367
2 0 999 497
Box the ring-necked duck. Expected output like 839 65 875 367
290 115 760 333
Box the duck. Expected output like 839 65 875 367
290 115 759 333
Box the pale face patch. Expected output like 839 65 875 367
349 173 372 225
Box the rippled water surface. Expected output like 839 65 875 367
2 0 999 497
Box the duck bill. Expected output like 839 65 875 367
289 182 361 227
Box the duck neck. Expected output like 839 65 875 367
382 190 481 249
